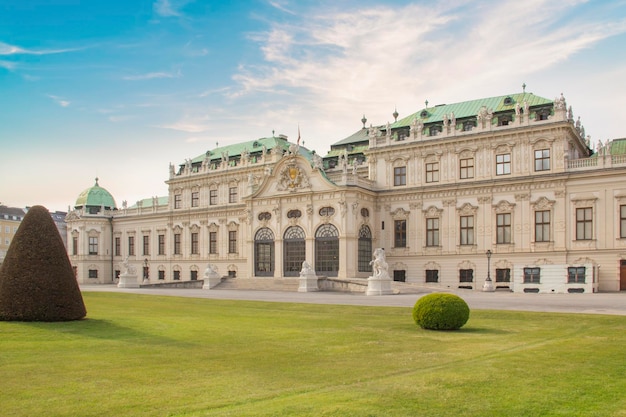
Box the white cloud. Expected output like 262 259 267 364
233 0 626 132
0 60 16 70
0 41 80 56
153 0 192 17
123 70 181 80
47 94 70 107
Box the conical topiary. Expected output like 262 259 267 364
0 205 86 321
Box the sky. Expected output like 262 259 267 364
2 0 626 212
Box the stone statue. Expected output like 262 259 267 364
300 261 314 277
312 153 323 169
204 263 218 278
122 256 137 275
369 248 389 279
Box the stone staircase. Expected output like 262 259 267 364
213 276 433 294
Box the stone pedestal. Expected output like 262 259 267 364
482 278 495 292
298 271 319 292
202 266 221 289
366 275 393 296
117 273 139 288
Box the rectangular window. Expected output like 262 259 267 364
88 269 98 279
426 162 439 183
128 236 135 256
394 166 406 186
143 235 150 256
191 192 199 207
394 220 406 247
174 233 181 255
459 158 474 179
459 269 473 282
535 210 550 242
4 226 9 233
72 236 78 256
209 232 217 254
524 267 541 283
495 268 511 283
534 149 550 171
190 270 198 280
496 153 511 175
173 270 180 280
576 207 593 240
158 234 165 255
191 232 199 255
459 215 474 245
621 205 626 238
158 270 165 280
568 267 586 283
229 187 238 203
496 213 511 244
114 237 121 256
228 231 237 253
88 237 98 255
425 269 439 283
209 190 217 206
426 218 439 247
174 194 182 209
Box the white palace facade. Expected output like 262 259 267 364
66 91 626 293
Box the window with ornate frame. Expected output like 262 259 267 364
535 210 550 242
426 162 439 183
394 219 406 248
209 189 217 206
426 218 439 247
394 166 406 186
88 236 98 255
496 213 511 244
576 207 593 240
459 158 474 179
567 267 586 283
523 267 541 283
460 215 474 245
496 154 511 175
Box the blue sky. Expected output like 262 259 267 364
2 0 626 212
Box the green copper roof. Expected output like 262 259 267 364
392 93 554 128
330 128 370 148
129 196 168 209
75 178 117 209
187 135 314 165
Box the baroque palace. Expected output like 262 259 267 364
66 91 626 293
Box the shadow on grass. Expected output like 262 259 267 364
14 318 192 347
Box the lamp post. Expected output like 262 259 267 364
483 249 495 292
143 258 149 282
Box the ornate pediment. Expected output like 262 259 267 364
531 197 555 210
493 200 515 213
457 202 478 216
276 161 311 192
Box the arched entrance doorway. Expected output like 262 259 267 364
315 224 339 277
283 226 305 277
254 227 274 277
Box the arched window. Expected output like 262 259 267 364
315 224 339 277
358 225 372 272
283 226 305 277
254 228 275 277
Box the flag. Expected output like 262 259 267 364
297 125 301 145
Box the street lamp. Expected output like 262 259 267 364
143 258 149 281
483 249 495 292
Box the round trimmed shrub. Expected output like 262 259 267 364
412 293 469 330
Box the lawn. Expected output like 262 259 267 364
1 292 625 417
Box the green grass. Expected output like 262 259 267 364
1 292 626 417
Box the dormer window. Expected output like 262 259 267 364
535 108 551 121
498 114 513 126
420 110 429 118
503 96 513 105
463 121 475 131
429 125 441 136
